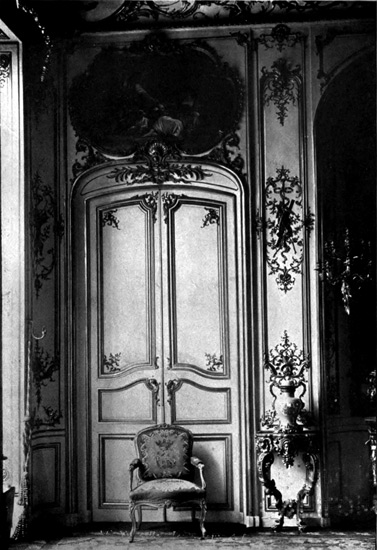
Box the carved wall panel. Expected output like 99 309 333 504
99 380 158 423
31 444 61 508
193 435 233 510
168 380 231 424
99 435 134 508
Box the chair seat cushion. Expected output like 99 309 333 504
130 478 205 503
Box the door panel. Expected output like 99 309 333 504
89 191 161 521
99 435 134 508
100 200 155 371
171 201 223 369
99 380 157 423
169 380 231 424
163 191 241 517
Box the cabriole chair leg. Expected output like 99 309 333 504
199 499 207 539
129 503 137 542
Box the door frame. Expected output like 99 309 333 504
69 156 256 524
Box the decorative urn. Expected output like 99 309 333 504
263 331 310 433
271 364 305 430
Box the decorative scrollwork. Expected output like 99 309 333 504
100 1 367 27
258 24 304 52
32 341 60 407
202 208 220 228
206 131 246 181
33 406 63 429
162 192 181 223
30 171 64 297
103 352 122 374
108 141 212 186
141 192 158 224
101 209 120 230
205 353 224 372
261 58 302 126
265 166 314 292
0 53 10 88
256 432 319 532
72 137 108 180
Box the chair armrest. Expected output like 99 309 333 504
191 456 206 490
129 458 142 491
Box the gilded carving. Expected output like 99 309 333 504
265 166 314 292
107 141 212 186
162 192 181 222
201 208 220 228
95 1 365 27
103 352 122 374
261 58 302 126
141 192 159 223
30 171 64 297
256 432 319 531
206 131 246 181
72 137 108 180
258 24 304 52
205 353 224 372
101 209 120 230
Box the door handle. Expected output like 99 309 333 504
166 378 181 405
145 378 160 406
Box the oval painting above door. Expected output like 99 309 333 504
68 34 243 157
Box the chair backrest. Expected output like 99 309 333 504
135 423 194 481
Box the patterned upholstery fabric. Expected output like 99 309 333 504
130 478 205 502
136 425 192 481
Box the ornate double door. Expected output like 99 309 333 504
72 162 247 523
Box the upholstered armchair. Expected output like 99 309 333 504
129 423 207 542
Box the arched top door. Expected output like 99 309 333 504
70 153 249 524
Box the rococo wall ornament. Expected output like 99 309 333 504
107 141 212 186
257 24 304 52
261 58 302 125
264 165 314 292
30 171 64 297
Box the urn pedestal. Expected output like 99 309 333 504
256 432 319 532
